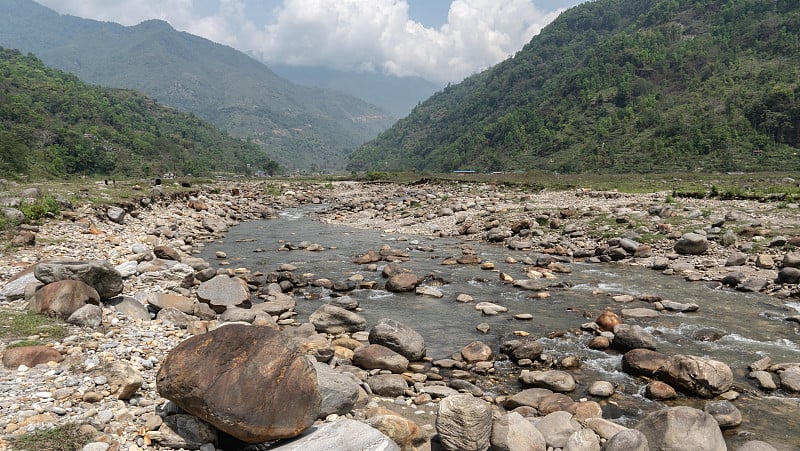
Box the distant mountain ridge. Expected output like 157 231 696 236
0 0 395 171
269 63 442 118
349 0 800 173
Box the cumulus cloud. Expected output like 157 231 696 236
251 0 561 83
35 0 565 83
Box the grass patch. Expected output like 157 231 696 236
0 310 69 341
6 339 45 348
9 423 92 451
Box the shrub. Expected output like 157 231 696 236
19 195 61 222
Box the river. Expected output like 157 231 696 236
199 207 800 450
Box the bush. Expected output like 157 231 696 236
19 195 61 222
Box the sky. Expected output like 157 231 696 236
35 0 587 84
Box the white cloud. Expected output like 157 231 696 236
35 0 565 84
251 0 561 83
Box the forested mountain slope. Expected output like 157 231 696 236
0 0 394 171
0 48 276 178
349 0 800 173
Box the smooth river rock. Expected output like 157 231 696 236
368 318 426 361
157 324 320 443
635 406 725 451
34 260 123 300
196 275 251 313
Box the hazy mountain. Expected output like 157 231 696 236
0 0 395 171
0 47 276 178
269 63 442 118
349 0 800 174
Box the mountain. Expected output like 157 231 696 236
0 47 276 179
349 0 800 174
269 63 442 118
0 0 395 172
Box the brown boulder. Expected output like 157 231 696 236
596 311 622 331
621 348 669 377
353 344 409 373
2 345 62 368
354 250 381 264
645 381 677 400
461 340 493 363
29 280 100 319
153 245 182 261
157 324 320 443
385 273 420 292
365 407 429 451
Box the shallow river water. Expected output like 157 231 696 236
200 208 800 450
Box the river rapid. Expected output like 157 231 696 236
200 207 800 450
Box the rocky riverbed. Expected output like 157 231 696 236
1 178 799 451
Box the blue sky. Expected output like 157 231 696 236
36 0 587 83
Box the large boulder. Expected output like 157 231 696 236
635 406 725 451
436 394 492 451
621 348 669 377
662 354 733 398
368 318 426 361
29 279 100 319
157 324 320 443
269 419 399 451
674 233 709 255
310 304 367 334
34 260 123 299
385 273 420 292
353 344 409 373
196 275 251 313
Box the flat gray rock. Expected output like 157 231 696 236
269 420 399 451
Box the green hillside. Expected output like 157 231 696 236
0 0 394 171
349 0 800 173
0 47 277 179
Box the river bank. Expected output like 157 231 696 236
0 178 799 450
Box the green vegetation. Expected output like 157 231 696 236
18 195 61 223
0 48 277 179
349 0 800 174
0 309 69 341
0 1 394 171
9 423 92 451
